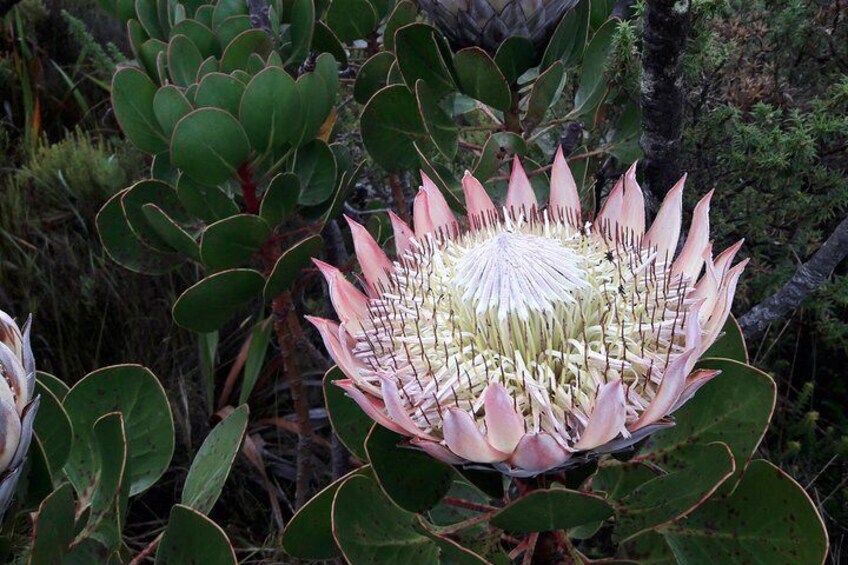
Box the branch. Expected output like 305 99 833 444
639 0 691 213
739 214 848 340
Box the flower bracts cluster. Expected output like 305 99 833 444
309 151 747 475
0 311 38 519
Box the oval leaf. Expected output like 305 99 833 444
453 47 511 112
365 425 454 513
323 367 372 461
264 235 323 298
173 268 265 332
332 475 440 563
155 505 236 565
490 487 613 533
662 459 828 565
63 364 174 498
200 214 271 270
112 67 168 154
171 108 250 186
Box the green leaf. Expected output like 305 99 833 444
195 72 246 116
112 67 168 154
153 85 192 138
619 531 678 565
322 367 372 460
167 34 204 87
453 47 511 112
702 315 748 363
170 19 218 58
615 442 735 541
63 364 174 498
155 505 237 565
394 23 455 97
239 65 298 153
83 412 129 550
200 214 271 270
295 140 338 206
313 21 347 65
661 460 828 565
121 180 190 252
415 80 458 160
646 359 776 490
472 132 527 181
354 51 395 104
541 0 590 69
176 174 239 222
414 147 466 213
29 483 76 565
259 173 299 226
138 39 167 81
182 405 248 514
524 61 565 131
171 108 250 186
383 0 417 52
592 461 658 500
127 20 148 59
574 19 617 116
33 379 73 475
287 0 315 65
332 475 440 563
212 0 248 29
23 436 54 509
264 235 323 298
173 269 265 332
326 0 378 42
365 425 454 513
36 371 69 400
220 29 271 73
97 189 181 275
195 55 219 81
361 84 429 171
494 36 535 84
239 319 273 404
136 0 165 39
142 203 201 260
214 15 252 49
490 487 613 533
282 466 372 560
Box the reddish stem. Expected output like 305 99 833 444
238 162 261 214
442 496 498 513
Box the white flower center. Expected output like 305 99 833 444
452 231 588 321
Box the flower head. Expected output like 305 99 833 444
0 310 38 519
310 151 746 475
417 0 581 52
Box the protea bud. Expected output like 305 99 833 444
416 0 581 52
0 311 38 520
310 151 747 476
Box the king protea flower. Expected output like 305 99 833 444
0 310 38 520
309 151 747 476
416 0 581 52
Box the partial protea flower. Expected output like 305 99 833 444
0 311 38 520
309 151 747 476
416 0 581 52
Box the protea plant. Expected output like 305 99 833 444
416 0 582 52
0 310 38 520
308 151 747 476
